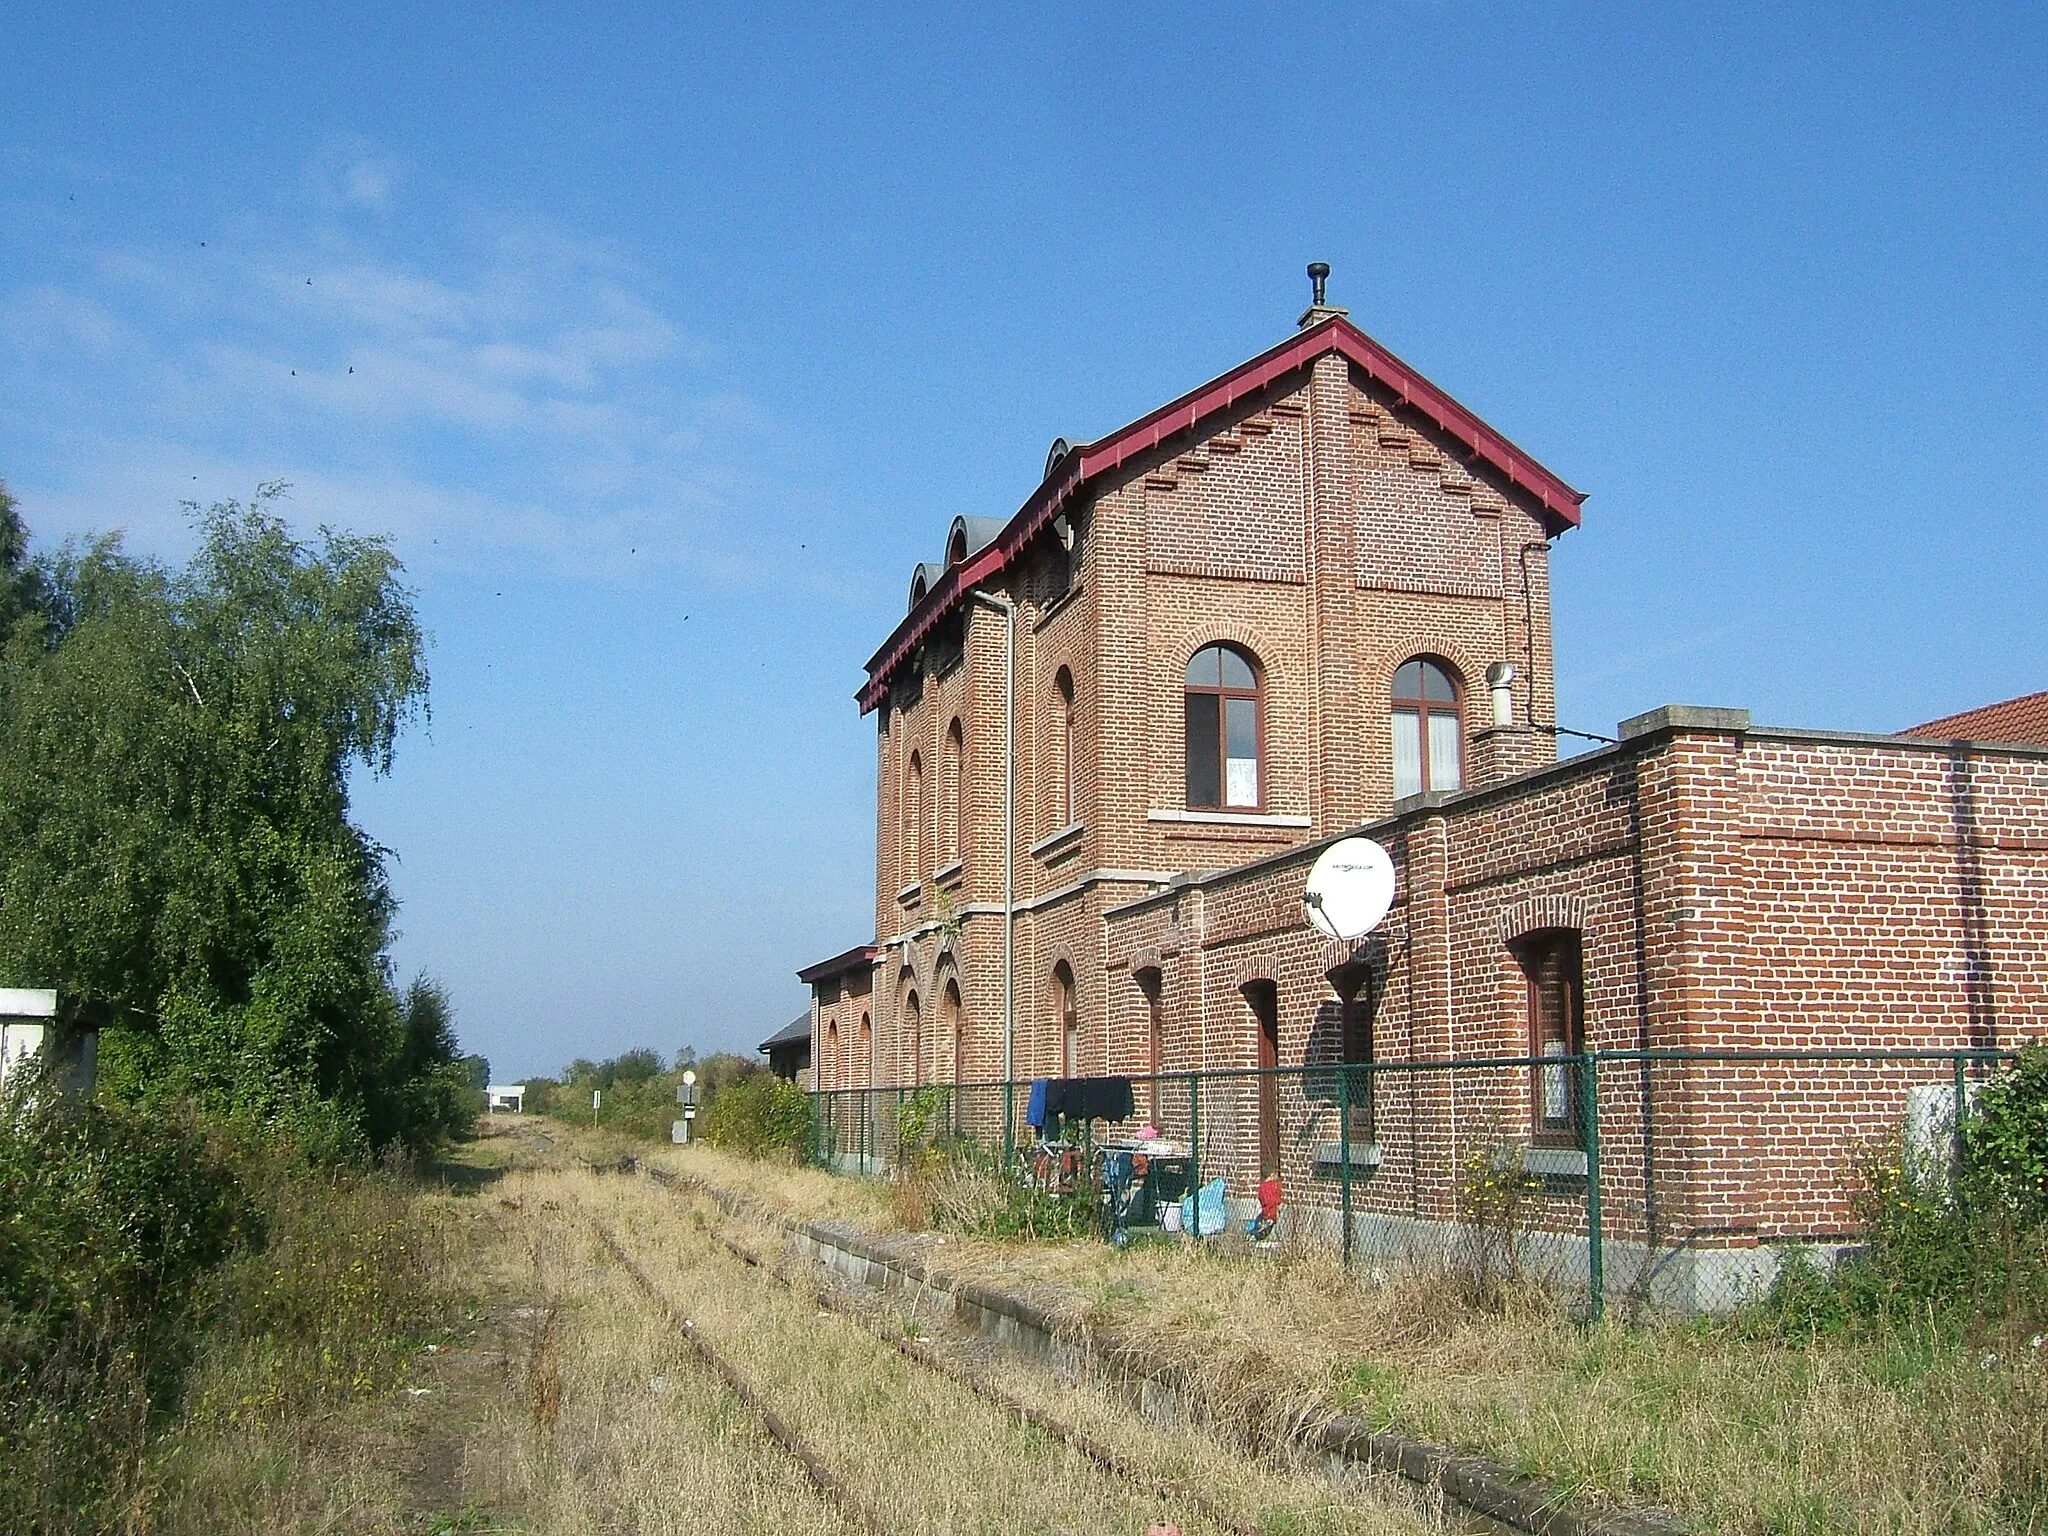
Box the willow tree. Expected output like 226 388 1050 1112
0 484 459 1153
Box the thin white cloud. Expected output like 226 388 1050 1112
0 150 817 583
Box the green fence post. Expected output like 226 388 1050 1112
1004 1080 1015 1173
1189 1074 1201 1194
1581 1050 1604 1322
860 1090 869 1175
1952 1052 1969 1183
895 1085 905 1171
1339 1066 1354 1269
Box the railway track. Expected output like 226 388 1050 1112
643 1173 1263 1536
581 1170 1262 1536
590 1222 893 1536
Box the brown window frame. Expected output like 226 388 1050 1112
1184 643 1264 811
1055 962 1078 1078
1339 975 1376 1144
1390 656 1464 799
903 989 922 1087
1518 930 1586 1149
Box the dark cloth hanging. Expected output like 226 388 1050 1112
1026 1076 1136 1129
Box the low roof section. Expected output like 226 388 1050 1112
758 1012 813 1056
1904 688 2048 747
796 943 878 986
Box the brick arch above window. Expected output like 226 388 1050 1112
1157 619 1285 685
1367 639 1487 704
1040 945 1083 991
1230 954 1280 993
1497 894 1589 946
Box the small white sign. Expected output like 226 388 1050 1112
592 1089 601 1109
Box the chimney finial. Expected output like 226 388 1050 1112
1308 261 1330 308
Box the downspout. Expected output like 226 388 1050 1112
969 590 1018 1112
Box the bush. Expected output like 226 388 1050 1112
1761 1045 2048 1336
0 1069 251 1533
698 1073 813 1160
1968 1041 2048 1223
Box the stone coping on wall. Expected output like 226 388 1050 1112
642 1161 1687 1536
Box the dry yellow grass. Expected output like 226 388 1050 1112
545 1164 1447 1535
649 1134 2048 1536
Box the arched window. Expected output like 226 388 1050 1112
942 719 964 864
1054 962 1078 1078
1054 668 1076 826
860 1012 872 1087
943 978 963 1085
1185 644 1261 809
826 1020 840 1089
1516 931 1585 1148
947 525 967 567
903 989 922 1086
903 750 924 882
1391 657 1463 799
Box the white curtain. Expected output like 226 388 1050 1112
1392 710 1422 799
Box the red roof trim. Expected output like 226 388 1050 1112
859 316 1585 713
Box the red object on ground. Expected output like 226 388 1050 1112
1257 1177 1282 1222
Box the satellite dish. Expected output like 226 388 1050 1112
1302 837 1395 941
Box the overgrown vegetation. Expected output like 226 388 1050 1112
0 478 481 1530
521 1045 813 1156
656 1046 2048 1536
0 1066 456 1534
0 481 474 1155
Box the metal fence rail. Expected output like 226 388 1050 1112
810 1046 2017 1317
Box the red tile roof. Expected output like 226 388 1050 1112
1901 689 2048 745
858 315 1585 713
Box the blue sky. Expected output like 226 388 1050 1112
2 3 2042 1077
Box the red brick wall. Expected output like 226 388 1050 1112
1097 723 2048 1250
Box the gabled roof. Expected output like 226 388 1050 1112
1902 689 2048 746
860 314 1586 713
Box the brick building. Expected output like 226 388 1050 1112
800 275 2048 1303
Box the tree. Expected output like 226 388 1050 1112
0 486 444 1153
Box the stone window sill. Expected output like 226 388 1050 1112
1029 821 1084 860
934 859 965 889
1147 809 1311 829
1522 1146 1588 1178
1313 1141 1384 1170
896 882 922 908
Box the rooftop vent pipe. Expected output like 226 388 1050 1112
1487 661 1516 728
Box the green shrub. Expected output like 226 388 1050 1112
698 1072 813 1160
0 1070 251 1533
1967 1041 2048 1223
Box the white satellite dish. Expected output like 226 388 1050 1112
1302 837 1396 941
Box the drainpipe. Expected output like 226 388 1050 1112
969 589 1018 1138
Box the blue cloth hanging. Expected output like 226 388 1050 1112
1179 1176 1227 1238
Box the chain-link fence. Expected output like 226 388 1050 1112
810 1047 2015 1316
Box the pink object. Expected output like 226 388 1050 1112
1257 1177 1283 1223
